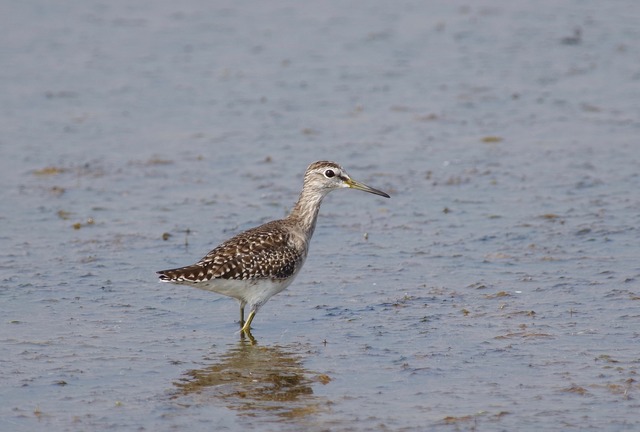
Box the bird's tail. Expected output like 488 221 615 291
157 265 208 283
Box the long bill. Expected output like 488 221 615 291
346 178 390 198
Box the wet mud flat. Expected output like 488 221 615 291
2 0 640 430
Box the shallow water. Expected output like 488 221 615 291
2 0 640 430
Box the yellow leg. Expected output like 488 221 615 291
240 328 256 344
240 310 256 333
239 305 245 327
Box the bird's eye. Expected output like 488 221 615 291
324 169 335 178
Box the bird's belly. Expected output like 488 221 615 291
179 277 295 307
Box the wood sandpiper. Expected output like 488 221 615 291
157 161 390 333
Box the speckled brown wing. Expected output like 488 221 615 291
157 220 303 283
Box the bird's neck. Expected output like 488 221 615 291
288 186 327 237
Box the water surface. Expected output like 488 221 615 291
2 1 639 430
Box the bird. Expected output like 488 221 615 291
157 160 390 333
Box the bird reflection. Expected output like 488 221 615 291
173 333 331 420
